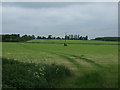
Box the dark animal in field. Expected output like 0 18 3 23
64 43 67 46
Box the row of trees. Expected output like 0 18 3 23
1 34 88 42
36 35 62 40
1 34 35 42
37 35 88 40
94 37 120 41
65 35 88 40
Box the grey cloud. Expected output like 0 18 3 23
2 2 118 39
2 2 83 8
2 2 116 9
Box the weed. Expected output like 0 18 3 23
2 58 72 88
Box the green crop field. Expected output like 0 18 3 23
2 39 118 88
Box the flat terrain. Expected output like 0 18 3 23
2 40 118 88
27 39 118 45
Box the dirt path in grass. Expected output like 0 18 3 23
18 43 102 71
18 43 105 88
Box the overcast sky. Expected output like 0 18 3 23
1 2 118 39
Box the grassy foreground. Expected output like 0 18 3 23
2 39 118 88
3 58 71 88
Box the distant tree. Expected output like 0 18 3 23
21 35 28 41
48 35 52 39
67 36 70 40
85 36 88 40
2 34 35 42
94 37 120 41
79 36 83 40
42 36 46 39
32 35 36 39
56 37 61 39
52 37 56 39
37 36 39 39
94 37 103 40
37 36 42 39
74 35 78 40
2 34 89 42
2 34 21 42
65 35 67 40
61 38 64 40
82 37 86 40
71 35 73 40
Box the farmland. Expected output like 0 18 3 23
2 39 118 88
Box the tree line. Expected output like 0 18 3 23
94 37 120 41
37 35 88 40
65 35 88 40
2 34 119 42
1 34 35 42
1 34 88 42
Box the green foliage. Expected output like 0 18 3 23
2 34 21 42
1 34 35 42
94 37 120 41
75 71 103 88
2 58 71 88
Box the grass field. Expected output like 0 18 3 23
2 39 118 88
27 39 119 45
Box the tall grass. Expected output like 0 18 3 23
2 58 71 88
75 71 103 88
